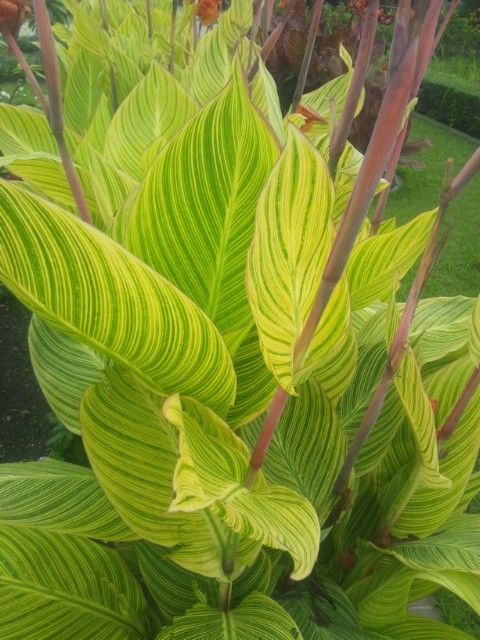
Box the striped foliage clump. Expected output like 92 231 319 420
0 0 479 638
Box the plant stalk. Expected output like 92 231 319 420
290 0 325 113
437 366 480 442
168 0 178 73
1 27 49 115
388 0 412 75
145 0 153 42
434 0 460 50
333 150 480 505
329 0 379 173
32 0 92 225
218 580 232 612
248 0 264 69
370 1 448 233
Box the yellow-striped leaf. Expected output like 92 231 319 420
125 64 278 343
246 125 355 396
185 0 253 105
387 299 450 489
29 315 107 435
346 210 436 310
0 460 136 541
241 380 346 521
226 325 276 428
0 524 147 639
0 181 235 413
468 296 480 365
165 396 320 581
393 354 480 537
81 367 189 546
347 563 480 629
104 61 197 181
157 593 303 640
64 49 106 135
300 45 364 124
379 618 474 640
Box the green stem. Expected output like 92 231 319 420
218 581 232 612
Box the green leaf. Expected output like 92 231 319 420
29 315 107 435
0 524 147 639
301 45 363 124
388 302 450 489
393 355 480 538
137 542 211 622
338 342 405 476
362 521 480 573
157 593 302 640
468 296 480 365
0 460 135 541
64 49 106 135
250 57 284 143
241 380 346 521
0 181 235 413
137 543 271 622
81 367 185 546
226 325 276 428
125 63 278 344
185 0 253 105
0 104 75 156
280 581 390 639
165 397 320 581
378 618 474 640
104 62 197 181
246 125 355 397
347 563 480 628
346 211 436 310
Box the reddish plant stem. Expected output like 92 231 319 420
370 125 407 234
1 27 49 115
370 0 448 234
244 388 289 489
32 0 92 225
333 149 480 505
245 36 419 491
437 366 480 442
290 0 325 113
247 3 293 81
411 0 442 96
388 0 412 75
329 0 379 173
434 0 460 51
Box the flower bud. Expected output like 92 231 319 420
196 0 219 27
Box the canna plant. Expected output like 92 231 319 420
0 0 480 638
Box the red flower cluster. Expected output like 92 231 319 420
196 0 220 27
348 0 394 24
0 0 29 32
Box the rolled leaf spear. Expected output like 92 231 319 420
32 0 92 225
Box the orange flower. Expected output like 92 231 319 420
296 104 327 133
196 0 220 27
0 0 30 33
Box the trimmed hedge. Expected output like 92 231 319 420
417 79 480 139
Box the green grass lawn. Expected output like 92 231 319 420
385 115 480 636
385 114 480 299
